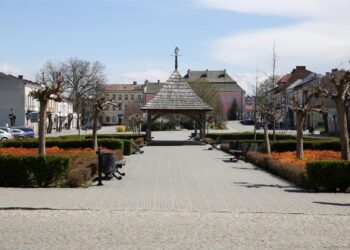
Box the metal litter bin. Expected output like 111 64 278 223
101 153 116 176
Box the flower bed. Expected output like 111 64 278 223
0 147 97 187
246 150 343 190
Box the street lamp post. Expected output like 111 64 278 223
9 107 16 127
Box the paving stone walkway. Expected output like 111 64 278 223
0 145 349 249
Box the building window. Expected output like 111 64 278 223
113 106 116 111
131 95 134 100
112 116 117 123
106 116 110 123
113 94 116 100
125 95 128 100
118 95 122 100
138 95 142 100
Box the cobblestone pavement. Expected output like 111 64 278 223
0 145 349 249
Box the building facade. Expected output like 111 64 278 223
102 82 144 125
0 72 75 133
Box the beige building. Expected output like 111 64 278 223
102 82 144 125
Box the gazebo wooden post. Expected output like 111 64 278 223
147 112 152 143
201 112 206 139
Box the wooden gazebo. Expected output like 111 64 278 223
141 48 212 143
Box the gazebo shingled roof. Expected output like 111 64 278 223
141 70 212 111
142 47 212 143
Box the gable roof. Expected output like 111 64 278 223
183 69 244 92
103 84 143 92
142 70 212 111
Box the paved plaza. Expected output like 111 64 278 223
0 142 349 249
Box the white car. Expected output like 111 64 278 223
0 129 14 141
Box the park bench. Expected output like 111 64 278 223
132 138 144 154
229 143 252 162
208 136 221 150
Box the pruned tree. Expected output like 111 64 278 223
64 58 106 138
290 84 327 159
31 62 65 155
129 114 143 134
91 95 120 150
320 69 350 160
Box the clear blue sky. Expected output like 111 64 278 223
1 0 327 90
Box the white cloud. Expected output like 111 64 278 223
196 0 350 19
196 0 350 78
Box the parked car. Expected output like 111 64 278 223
10 128 30 139
240 119 255 125
82 123 102 130
11 126 35 138
0 129 14 141
0 127 12 134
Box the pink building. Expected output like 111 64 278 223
184 70 245 119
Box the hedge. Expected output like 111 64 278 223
245 152 307 187
85 134 146 140
1 138 123 150
270 140 341 152
307 161 350 192
121 140 132 155
0 155 70 187
206 132 296 141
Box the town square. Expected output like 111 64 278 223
0 0 350 249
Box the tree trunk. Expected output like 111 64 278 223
263 121 271 154
272 116 276 141
38 100 48 156
336 101 350 160
322 113 329 133
296 112 305 160
92 107 99 151
253 110 257 141
76 103 81 139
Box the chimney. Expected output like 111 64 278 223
145 79 149 84
326 72 330 76
223 69 226 76
18 75 23 79
157 80 160 84
133 81 137 85
187 69 190 75
205 69 208 76
332 68 338 73
296 66 306 71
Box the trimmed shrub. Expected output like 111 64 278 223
270 140 341 152
206 132 296 141
116 125 126 132
307 161 350 192
98 139 123 150
0 155 70 187
246 152 307 187
122 140 132 155
85 134 146 140
2 138 123 150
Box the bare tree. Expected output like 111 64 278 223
320 69 350 160
91 95 120 150
290 84 327 159
189 79 226 124
129 114 143 134
64 58 106 138
31 62 65 155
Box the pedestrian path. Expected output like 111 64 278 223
0 145 348 215
1 145 350 249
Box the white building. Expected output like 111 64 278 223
0 72 76 132
0 73 41 129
